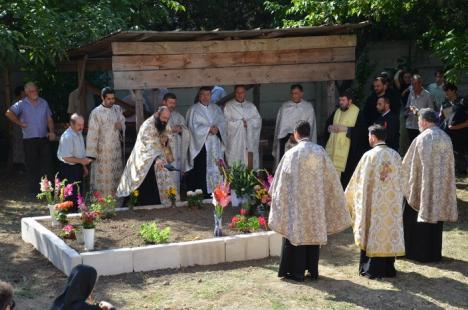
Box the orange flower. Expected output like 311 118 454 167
55 201 74 211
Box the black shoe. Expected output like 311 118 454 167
283 274 305 282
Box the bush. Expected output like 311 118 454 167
140 223 171 244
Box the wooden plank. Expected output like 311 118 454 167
112 35 356 55
113 62 355 90
112 47 354 71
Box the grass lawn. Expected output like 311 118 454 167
1 170 466 310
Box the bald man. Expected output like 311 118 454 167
57 113 92 210
5 82 55 193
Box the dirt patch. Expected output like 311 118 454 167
40 206 268 252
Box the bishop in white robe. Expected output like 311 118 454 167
116 107 178 206
269 121 351 281
402 108 457 263
162 93 191 194
272 84 317 168
224 85 262 169
186 87 226 197
86 88 125 196
345 125 405 279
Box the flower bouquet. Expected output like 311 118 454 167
54 201 74 225
212 181 231 237
164 187 177 208
187 189 203 208
36 174 78 226
59 224 77 240
89 191 116 219
78 197 101 251
128 190 139 210
227 162 257 207
251 170 273 217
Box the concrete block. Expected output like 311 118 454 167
267 231 282 257
225 235 247 262
21 218 34 244
82 248 133 276
244 232 270 260
133 243 181 272
179 238 225 267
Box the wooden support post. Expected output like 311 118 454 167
131 89 145 132
326 81 337 118
77 55 88 118
253 84 260 109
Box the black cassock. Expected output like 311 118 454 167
403 202 443 263
323 109 369 188
359 251 396 279
186 145 211 199
136 160 161 206
375 111 400 152
278 238 320 281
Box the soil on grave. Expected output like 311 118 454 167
39 206 267 252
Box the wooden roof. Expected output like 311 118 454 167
66 23 368 60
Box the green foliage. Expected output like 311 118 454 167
227 162 258 197
264 0 468 83
140 223 171 244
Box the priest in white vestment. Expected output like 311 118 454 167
345 124 405 279
186 86 226 197
116 107 178 206
162 93 191 193
224 85 262 169
86 87 126 196
272 84 317 168
269 121 351 281
402 108 457 263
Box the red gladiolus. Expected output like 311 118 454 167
213 182 230 208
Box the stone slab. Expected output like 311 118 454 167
179 238 226 267
81 248 133 276
133 243 181 272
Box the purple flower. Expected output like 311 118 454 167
63 184 74 198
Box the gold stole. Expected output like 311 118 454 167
326 104 359 172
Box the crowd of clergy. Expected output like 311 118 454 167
5 71 464 282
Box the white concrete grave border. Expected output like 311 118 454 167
21 200 281 276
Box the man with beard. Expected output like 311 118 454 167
163 93 191 193
325 89 368 188
117 106 178 206
374 96 400 151
363 76 400 126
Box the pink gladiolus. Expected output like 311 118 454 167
63 184 74 198
77 193 84 207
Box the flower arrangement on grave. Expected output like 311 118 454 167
77 194 101 251
211 181 231 237
140 223 171 244
164 187 177 208
187 189 204 208
54 201 74 225
227 162 258 200
229 209 268 233
89 191 116 219
59 224 77 240
251 170 273 217
36 174 77 205
128 190 139 210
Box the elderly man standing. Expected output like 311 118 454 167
402 109 458 263
269 121 351 281
57 114 92 209
86 87 126 196
5 82 55 193
404 74 434 143
224 85 262 169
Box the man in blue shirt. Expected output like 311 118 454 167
57 113 92 209
5 82 56 193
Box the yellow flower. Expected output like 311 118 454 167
133 190 140 197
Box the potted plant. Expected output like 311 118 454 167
227 162 257 207
89 191 116 219
187 189 203 208
228 209 268 233
36 174 77 226
78 195 101 251
164 187 177 208
211 181 231 237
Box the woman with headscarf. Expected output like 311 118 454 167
51 265 115 310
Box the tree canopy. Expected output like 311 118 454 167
264 0 467 82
